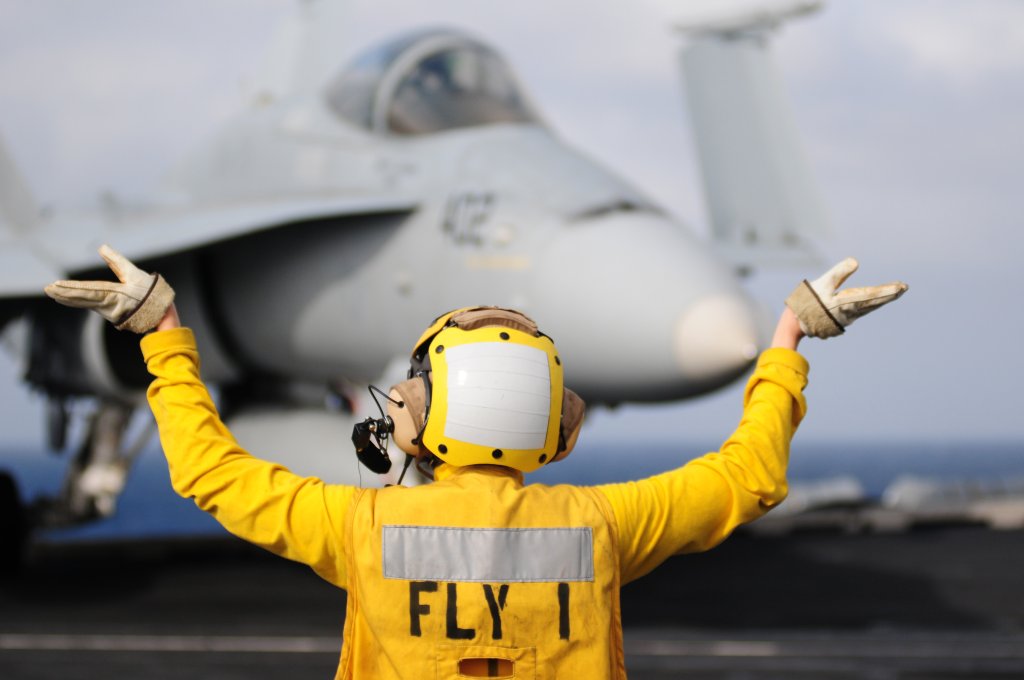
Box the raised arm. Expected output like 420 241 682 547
45 245 355 588
597 326 807 583
597 259 907 584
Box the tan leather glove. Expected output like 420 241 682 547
44 245 175 333
786 257 908 338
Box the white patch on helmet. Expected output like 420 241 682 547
442 342 552 450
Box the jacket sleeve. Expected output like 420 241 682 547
595 348 808 584
141 327 355 589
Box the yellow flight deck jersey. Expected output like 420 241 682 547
141 328 808 679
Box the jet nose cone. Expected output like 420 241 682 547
528 209 767 401
674 292 762 387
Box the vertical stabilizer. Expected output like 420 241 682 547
677 1 827 270
0 136 39 234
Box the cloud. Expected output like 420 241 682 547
876 0 1024 84
0 2 288 203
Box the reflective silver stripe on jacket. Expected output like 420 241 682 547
382 526 594 582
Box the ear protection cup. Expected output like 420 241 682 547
554 387 585 462
388 379 428 457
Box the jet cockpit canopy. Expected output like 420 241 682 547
326 30 541 136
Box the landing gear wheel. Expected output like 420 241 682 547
0 471 28 577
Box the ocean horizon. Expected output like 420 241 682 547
2 438 1022 543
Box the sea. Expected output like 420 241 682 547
1 438 1022 543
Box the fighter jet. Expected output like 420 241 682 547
0 0 827 563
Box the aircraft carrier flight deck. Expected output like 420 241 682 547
2 523 1023 680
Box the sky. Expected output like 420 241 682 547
0 0 1022 453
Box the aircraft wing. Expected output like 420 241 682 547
4 125 418 293
1 194 420 296
0 241 62 298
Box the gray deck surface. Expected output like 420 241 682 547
2 526 1023 679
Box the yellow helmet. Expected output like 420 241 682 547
387 307 585 472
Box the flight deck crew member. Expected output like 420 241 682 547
45 247 907 679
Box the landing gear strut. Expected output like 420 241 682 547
35 400 154 528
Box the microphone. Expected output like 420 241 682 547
351 416 394 474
